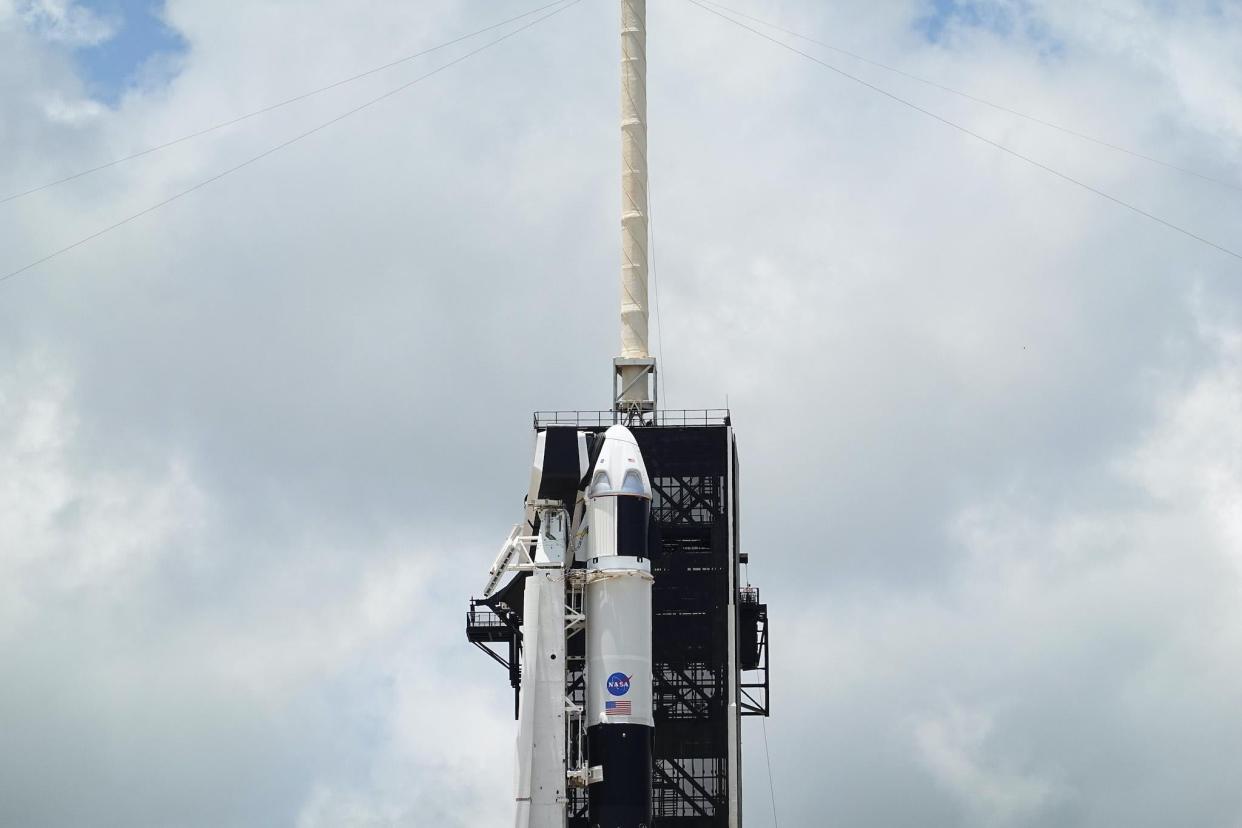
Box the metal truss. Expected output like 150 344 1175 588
651 475 722 525
465 600 523 718
654 757 727 820
738 587 770 718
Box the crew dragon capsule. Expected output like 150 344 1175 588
584 425 654 828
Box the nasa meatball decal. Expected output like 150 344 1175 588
606 672 631 697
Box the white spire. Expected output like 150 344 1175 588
618 0 652 408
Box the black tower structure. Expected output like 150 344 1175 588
467 410 771 827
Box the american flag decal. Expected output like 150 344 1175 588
605 700 632 716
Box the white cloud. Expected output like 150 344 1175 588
914 704 1064 825
767 310 1242 825
40 93 104 124
0 354 206 627
1125 302 1242 574
18 0 117 46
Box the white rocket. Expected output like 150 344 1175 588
483 425 654 828
583 426 654 826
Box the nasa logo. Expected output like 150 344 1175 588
606 672 631 697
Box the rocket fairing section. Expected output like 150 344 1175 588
584 426 654 828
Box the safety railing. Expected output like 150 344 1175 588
533 409 731 429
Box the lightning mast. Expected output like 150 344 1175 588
615 0 656 416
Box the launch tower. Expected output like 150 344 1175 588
465 3 771 826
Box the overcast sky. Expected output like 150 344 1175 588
2 0 1241 825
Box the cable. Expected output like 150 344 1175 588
698 0 1242 195
762 716 781 828
0 0 573 206
685 0 1242 263
0 0 583 286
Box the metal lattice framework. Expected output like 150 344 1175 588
739 588 770 718
647 458 730 825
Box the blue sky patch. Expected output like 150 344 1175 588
914 0 1064 57
69 0 187 105
917 0 998 43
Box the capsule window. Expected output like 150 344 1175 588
590 470 611 496
621 469 645 495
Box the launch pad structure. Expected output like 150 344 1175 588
468 410 771 826
464 2 771 826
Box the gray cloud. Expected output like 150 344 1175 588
2 0 1241 825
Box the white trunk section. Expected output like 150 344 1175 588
585 557 654 728
620 0 650 400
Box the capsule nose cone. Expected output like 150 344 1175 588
589 425 652 499
603 424 639 446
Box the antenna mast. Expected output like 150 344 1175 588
615 0 656 417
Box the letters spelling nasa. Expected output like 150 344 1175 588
606 672 631 696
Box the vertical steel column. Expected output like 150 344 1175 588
727 431 742 826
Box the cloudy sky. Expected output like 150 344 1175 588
2 0 1241 825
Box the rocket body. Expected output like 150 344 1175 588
584 426 654 827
